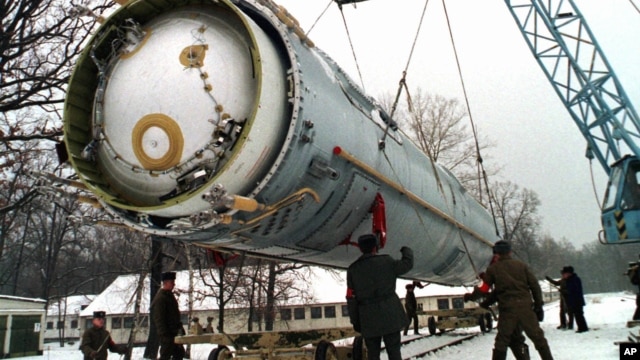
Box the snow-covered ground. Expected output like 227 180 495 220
34 292 638 360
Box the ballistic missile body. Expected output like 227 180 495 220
63 0 498 285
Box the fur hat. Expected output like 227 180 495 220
357 234 378 253
492 240 511 255
161 271 176 281
93 311 106 319
561 266 574 274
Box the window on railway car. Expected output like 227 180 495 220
71 320 78 329
437 298 450 310
294 308 305 320
280 309 292 321
112 317 122 329
46 322 53 330
85 319 92 329
57 321 64 329
341 305 349 317
124 316 134 328
310 306 322 319
324 306 336 318
452 297 464 309
417 303 423 312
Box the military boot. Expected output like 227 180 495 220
492 349 507 360
510 343 530 360
537 346 554 360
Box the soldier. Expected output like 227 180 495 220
545 269 573 329
563 266 589 333
79 311 127 359
403 282 424 336
482 240 554 360
464 255 530 360
346 234 413 360
151 271 186 360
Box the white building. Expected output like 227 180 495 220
44 295 95 344
79 268 477 344
0 295 46 357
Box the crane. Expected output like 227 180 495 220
504 0 640 244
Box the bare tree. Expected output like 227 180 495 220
382 88 497 200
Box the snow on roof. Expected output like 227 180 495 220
0 294 46 303
47 295 96 316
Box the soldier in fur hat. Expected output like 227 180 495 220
79 311 127 359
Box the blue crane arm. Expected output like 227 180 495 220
504 0 640 176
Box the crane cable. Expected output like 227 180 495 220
441 0 501 240
336 2 366 91
379 0 484 283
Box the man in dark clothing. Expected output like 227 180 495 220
545 268 573 329
80 311 127 360
151 271 186 360
482 240 553 360
346 234 413 360
563 266 589 333
403 282 424 336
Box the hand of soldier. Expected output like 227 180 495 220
89 350 98 358
534 306 544 322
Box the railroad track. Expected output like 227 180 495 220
403 333 479 359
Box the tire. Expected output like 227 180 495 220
428 316 437 335
315 340 338 360
208 346 231 360
352 336 367 360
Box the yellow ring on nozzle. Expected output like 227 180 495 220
132 113 184 170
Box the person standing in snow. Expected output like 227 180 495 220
80 311 127 359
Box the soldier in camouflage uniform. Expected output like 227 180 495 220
151 271 185 360
346 234 413 360
482 240 553 360
79 311 127 360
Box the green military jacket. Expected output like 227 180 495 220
347 247 413 337
151 288 182 338
485 254 543 312
79 326 121 360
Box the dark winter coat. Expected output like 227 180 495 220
79 326 124 360
545 276 568 298
484 254 543 311
565 273 586 309
151 289 183 338
404 290 417 315
347 247 413 337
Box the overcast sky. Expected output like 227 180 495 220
273 0 640 248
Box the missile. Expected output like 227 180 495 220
63 0 498 285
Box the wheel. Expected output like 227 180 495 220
428 316 437 335
208 346 232 360
484 313 493 332
352 336 367 360
315 340 338 360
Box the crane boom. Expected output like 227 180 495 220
505 0 640 243
504 0 640 175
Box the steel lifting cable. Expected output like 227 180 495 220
336 3 366 91
441 0 500 240
305 0 334 37
377 0 485 284
383 0 430 145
